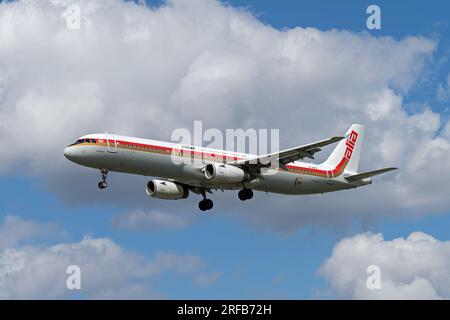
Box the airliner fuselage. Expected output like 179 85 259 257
64 125 396 211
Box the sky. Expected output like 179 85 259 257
0 0 450 299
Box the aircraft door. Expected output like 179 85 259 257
105 132 117 153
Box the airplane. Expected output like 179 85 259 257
63 124 397 211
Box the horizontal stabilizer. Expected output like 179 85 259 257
345 167 398 182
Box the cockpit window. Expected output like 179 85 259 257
68 138 96 147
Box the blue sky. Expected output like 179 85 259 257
223 0 450 117
1 0 450 299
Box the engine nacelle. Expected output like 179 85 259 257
204 163 247 184
146 179 189 200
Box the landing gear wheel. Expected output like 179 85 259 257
238 188 253 201
199 199 213 211
98 169 109 190
98 181 107 189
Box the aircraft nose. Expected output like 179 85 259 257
64 146 77 161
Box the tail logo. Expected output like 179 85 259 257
344 130 358 160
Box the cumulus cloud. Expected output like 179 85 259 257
0 0 448 231
436 74 450 102
0 215 60 249
194 271 221 287
0 215 218 299
112 209 193 231
318 231 450 299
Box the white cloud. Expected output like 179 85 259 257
0 237 219 299
318 231 450 299
0 215 59 249
112 209 193 231
436 74 450 102
0 0 448 231
194 271 221 287
0 215 218 299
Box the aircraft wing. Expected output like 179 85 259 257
235 136 344 168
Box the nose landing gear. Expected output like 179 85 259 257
238 188 253 201
98 169 108 189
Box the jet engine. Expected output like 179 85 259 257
204 163 247 184
146 179 189 200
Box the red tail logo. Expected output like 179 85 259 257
344 130 358 160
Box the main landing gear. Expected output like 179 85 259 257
199 199 213 211
198 188 253 211
98 169 108 189
238 188 253 201
198 189 213 212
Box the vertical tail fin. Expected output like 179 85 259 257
322 124 364 174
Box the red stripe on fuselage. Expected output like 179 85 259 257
94 138 350 176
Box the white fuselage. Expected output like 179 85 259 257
64 133 368 195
